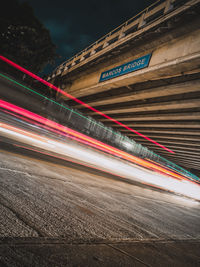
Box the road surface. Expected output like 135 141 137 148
0 143 200 266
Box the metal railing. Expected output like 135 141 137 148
48 0 191 80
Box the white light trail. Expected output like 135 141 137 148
0 122 200 201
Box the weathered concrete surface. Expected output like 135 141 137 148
74 80 200 107
0 145 200 266
1 239 200 267
59 15 200 97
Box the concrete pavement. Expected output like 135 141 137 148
0 144 200 266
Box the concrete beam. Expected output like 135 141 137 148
132 139 200 147
151 148 200 156
76 80 200 107
169 161 200 170
173 160 200 169
154 153 200 164
127 134 200 142
166 158 200 167
178 162 200 168
158 151 200 161
98 112 200 122
65 51 200 98
109 121 200 128
134 139 200 148
162 155 200 164
176 158 200 165
163 154 200 164
157 156 200 168
117 129 200 136
141 147 200 161
137 143 200 153
151 154 200 164
142 144 200 155
88 99 200 115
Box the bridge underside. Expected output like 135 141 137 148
66 73 200 175
51 0 200 175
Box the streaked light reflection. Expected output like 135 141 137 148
0 121 200 201
0 55 174 153
0 100 190 181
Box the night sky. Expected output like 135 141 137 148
20 0 155 74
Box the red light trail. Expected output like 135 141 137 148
0 100 189 181
0 55 174 153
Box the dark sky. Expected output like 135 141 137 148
21 0 155 74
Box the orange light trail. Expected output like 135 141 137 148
0 100 190 181
0 55 174 154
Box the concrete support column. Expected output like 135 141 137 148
71 57 76 66
64 65 68 71
138 12 146 28
56 69 61 75
118 26 126 39
103 41 109 48
80 56 85 62
90 50 96 56
164 0 174 14
90 43 99 56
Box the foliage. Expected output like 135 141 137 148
0 0 57 73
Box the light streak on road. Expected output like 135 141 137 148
0 55 174 153
0 100 189 180
0 121 200 200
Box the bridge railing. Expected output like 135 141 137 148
48 0 190 80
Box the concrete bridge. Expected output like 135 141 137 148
48 0 200 175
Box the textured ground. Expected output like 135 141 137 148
0 144 200 266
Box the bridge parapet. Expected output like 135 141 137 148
48 0 195 80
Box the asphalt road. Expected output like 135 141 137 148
0 144 200 266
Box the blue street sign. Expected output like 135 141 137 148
99 53 151 82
